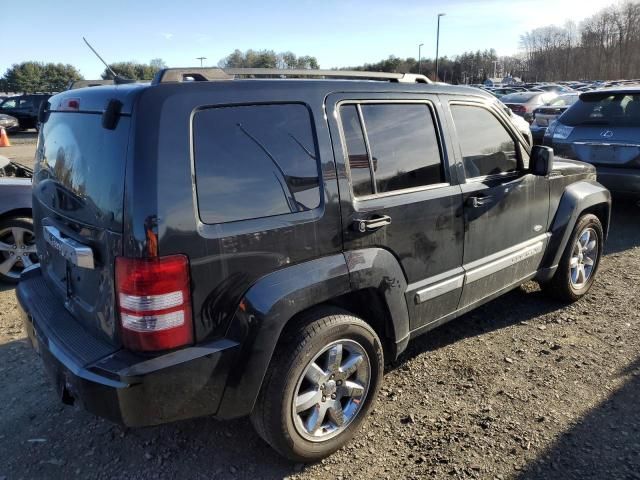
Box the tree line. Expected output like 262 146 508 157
0 50 320 93
520 1 640 81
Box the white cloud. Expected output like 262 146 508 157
161 32 174 40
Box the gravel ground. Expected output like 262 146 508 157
0 197 638 480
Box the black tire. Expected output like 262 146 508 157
541 213 603 302
250 307 384 462
0 216 36 284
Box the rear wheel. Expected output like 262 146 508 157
541 213 603 302
251 307 384 462
0 217 37 284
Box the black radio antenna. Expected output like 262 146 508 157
83 37 133 83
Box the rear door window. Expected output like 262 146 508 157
193 103 321 224
339 103 444 196
451 104 518 178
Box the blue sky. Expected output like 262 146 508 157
3 0 608 78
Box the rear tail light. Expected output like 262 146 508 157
115 255 193 351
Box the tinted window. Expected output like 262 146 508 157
193 104 320 224
37 112 130 230
340 105 373 196
560 93 640 127
451 105 518 178
360 104 443 194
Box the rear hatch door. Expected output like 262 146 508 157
570 127 640 167
562 91 640 167
33 97 132 346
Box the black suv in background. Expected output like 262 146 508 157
0 94 52 130
18 69 611 462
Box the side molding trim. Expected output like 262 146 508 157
415 275 464 304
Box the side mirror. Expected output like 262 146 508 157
531 145 554 176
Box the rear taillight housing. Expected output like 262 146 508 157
115 255 193 352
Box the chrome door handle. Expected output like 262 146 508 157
353 215 392 233
466 195 493 208
43 225 95 269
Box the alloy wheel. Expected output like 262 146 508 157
569 227 598 289
0 226 37 280
292 339 371 442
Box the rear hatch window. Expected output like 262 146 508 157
33 110 130 346
561 93 640 127
36 112 128 231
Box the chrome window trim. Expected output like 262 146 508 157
354 181 452 201
463 171 521 184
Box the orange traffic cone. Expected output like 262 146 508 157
0 127 11 147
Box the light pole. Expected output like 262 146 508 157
435 13 446 81
418 43 424 74
196 56 207 67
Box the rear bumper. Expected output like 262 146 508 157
17 267 240 427
595 166 640 195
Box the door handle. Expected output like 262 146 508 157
466 195 493 208
353 215 392 233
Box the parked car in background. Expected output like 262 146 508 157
0 155 35 283
530 93 580 143
545 87 640 195
501 91 558 123
0 113 20 132
534 84 574 94
0 94 52 130
496 99 533 146
490 87 527 98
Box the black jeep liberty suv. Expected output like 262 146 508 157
18 68 611 461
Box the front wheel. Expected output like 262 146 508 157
541 213 603 302
251 307 384 462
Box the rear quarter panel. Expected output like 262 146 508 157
131 82 343 344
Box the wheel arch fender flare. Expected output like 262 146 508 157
216 249 411 419
343 248 411 356
216 253 352 419
541 180 611 275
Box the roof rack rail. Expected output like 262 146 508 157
151 67 431 85
152 68 234 84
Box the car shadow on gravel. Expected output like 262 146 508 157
0 335 297 480
394 285 565 368
516 356 640 480
605 197 640 255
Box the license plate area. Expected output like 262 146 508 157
590 145 617 164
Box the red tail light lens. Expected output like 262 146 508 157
115 255 193 351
